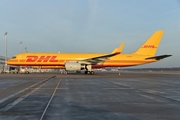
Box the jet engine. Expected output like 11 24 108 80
65 62 84 71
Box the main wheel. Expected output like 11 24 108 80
87 71 91 74
90 71 94 75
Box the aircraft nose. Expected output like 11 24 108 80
6 59 11 64
6 59 18 65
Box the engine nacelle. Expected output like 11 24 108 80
65 62 82 71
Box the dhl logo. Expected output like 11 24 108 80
142 45 157 48
26 56 58 62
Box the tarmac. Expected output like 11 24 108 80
0 71 180 120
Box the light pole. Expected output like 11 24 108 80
20 41 22 53
4 32 8 72
25 47 27 52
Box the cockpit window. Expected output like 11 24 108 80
11 56 16 59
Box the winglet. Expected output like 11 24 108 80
111 42 125 54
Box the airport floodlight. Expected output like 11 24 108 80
20 42 22 53
4 32 8 36
25 47 27 52
4 32 8 72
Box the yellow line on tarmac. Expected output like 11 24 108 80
40 79 62 120
103 88 132 89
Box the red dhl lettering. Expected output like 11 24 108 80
49 56 58 62
26 56 38 62
37 56 51 62
142 45 156 48
26 56 58 62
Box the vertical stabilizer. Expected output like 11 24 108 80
133 30 164 56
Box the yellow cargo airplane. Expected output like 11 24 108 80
7 30 171 74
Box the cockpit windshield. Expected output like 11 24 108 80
11 56 16 59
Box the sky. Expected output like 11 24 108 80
0 0 180 68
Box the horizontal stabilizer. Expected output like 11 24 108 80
145 55 172 60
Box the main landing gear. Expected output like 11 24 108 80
85 71 94 75
84 65 94 75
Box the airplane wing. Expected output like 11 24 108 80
79 52 120 65
78 42 125 65
145 54 172 60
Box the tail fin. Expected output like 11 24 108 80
111 42 125 54
133 30 164 56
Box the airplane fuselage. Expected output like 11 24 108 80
7 52 156 68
